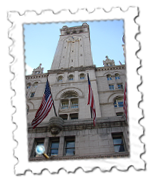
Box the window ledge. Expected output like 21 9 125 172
29 151 129 161
114 107 124 113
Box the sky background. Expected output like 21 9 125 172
23 20 124 75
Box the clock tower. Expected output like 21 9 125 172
51 23 94 70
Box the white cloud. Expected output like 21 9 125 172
25 64 33 75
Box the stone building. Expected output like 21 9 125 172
26 23 129 161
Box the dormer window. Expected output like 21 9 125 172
35 71 40 74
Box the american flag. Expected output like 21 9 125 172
119 61 122 65
31 79 53 129
87 74 96 126
123 82 127 120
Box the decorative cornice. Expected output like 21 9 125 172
96 65 125 72
26 73 48 80
48 66 96 74
98 89 124 94
28 118 128 133
25 65 125 80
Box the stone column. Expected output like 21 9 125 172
28 137 35 158
44 137 49 155
67 113 70 121
69 99 71 108
58 136 64 156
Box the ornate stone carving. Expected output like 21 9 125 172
48 116 64 135
32 63 44 75
103 56 115 67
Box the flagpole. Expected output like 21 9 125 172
47 74 57 117
87 73 92 119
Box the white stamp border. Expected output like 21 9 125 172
8 7 145 175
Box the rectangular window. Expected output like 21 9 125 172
118 101 123 107
30 92 35 97
61 100 69 109
71 99 78 108
70 113 78 120
112 133 125 152
65 137 75 156
33 138 44 157
48 138 59 156
109 85 114 90
59 114 68 120
116 112 124 116
117 84 123 89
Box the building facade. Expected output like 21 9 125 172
26 23 129 161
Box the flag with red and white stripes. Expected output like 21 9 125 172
123 82 127 120
87 74 96 126
31 79 53 129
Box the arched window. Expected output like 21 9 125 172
80 73 85 80
107 75 112 80
114 97 124 108
63 91 78 98
27 83 31 89
68 75 73 81
33 82 38 88
60 91 78 120
115 74 120 80
58 76 63 82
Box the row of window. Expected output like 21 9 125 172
32 133 126 158
27 73 121 88
27 83 123 92
109 84 123 90
107 74 120 80
27 75 85 89
27 91 124 116
65 29 83 35
58 74 85 82
59 113 78 120
59 111 124 121
27 82 38 89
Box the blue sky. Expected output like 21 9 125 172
23 20 124 75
